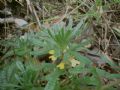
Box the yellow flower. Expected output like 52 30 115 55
49 55 57 61
48 50 55 55
69 57 80 67
57 62 65 69
70 58 80 67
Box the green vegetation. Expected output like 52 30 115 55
0 0 120 90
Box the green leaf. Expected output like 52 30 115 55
14 48 30 56
69 65 89 75
70 51 92 64
95 0 102 6
107 74 120 79
100 53 116 67
45 69 62 90
74 39 91 51
30 38 44 46
30 49 48 56
1 50 14 60
16 60 25 72
15 74 23 85
73 17 87 37
96 68 110 77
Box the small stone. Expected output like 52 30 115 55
15 18 28 28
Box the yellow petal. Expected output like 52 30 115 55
70 58 80 67
48 50 55 55
85 44 91 48
49 55 57 61
57 62 65 69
